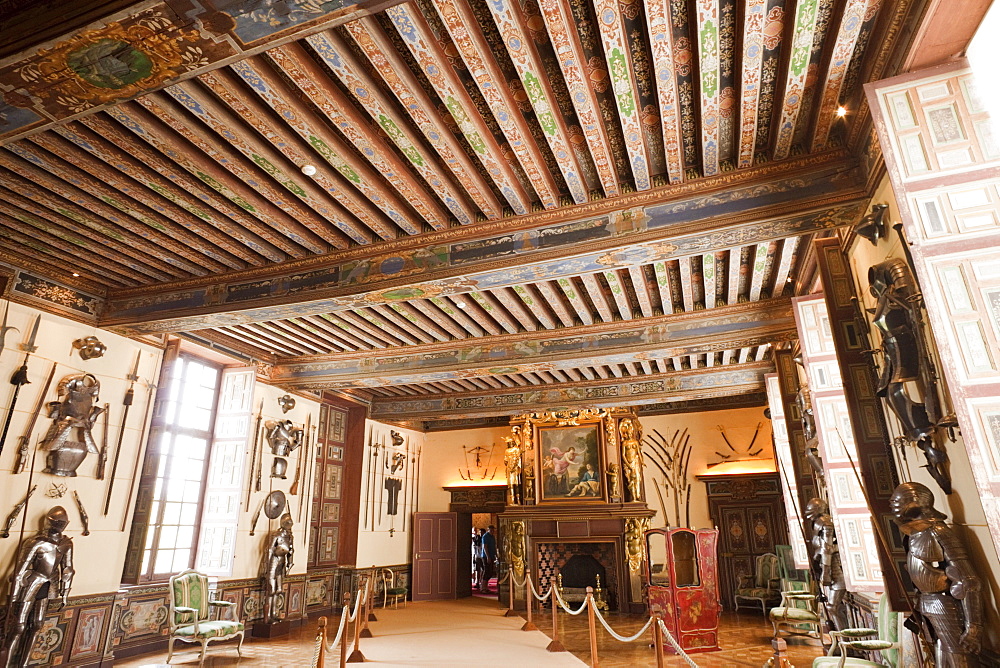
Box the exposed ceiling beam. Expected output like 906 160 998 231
103 176 866 333
270 299 795 388
367 361 772 420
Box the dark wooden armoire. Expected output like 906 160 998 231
696 472 788 611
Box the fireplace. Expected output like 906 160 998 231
537 543 617 610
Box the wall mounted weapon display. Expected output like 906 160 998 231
40 373 104 477
103 352 140 514
71 335 106 360
642 428 692 528
121 381 156 532
13 362 57 474
458 443 498 480
46 483 66 498
1 314 39 464
96 402 110 480
290 413 310 495
866 257 956 494
72 490 90 536
265 418 303 456
277 394 295 413
1 484 36 538
246 400 264 509
710 422 764 465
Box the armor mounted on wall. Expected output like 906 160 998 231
868 259 956 494
264 419 302 457
40 373 103 477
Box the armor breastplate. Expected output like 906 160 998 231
906 529 948 593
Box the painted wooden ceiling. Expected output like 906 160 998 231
0 0 914 423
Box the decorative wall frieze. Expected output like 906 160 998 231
366 362 772 420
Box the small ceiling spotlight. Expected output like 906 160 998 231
455 300 467 309
836 106 847 118
72 272 80 277
301 164 317 176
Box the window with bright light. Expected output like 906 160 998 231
139 354 221 581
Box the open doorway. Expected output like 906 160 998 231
470 512 498 597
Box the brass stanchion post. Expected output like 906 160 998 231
367 567 377 622
504 568 517 617
317 616 328 667
359 577 373 638
347 586 366 663
521 574 537 631
652 606 664 668
340 593 350 668
586 587 599 667
546 577 565 652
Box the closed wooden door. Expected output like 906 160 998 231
412 512 457 601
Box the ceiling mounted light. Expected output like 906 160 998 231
301 164 317 176
836 106 847 117
455 300 467 309
72 272 80 277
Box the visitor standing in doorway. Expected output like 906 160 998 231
472 528 484 589
481 525 497 592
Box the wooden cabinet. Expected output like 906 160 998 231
697 472 788 611
645 528 721 653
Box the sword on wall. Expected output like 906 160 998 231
0 315 39 460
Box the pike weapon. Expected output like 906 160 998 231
246 399 263 509
297 424 312 522
402 435 410 532
369 436 380 529
253 401 265 493
103 351 140 509
414 441 422 516
0 300 17 356
73 490 90 536
291 412 310 495
378 436 386 526
0 315 39 460
0 484 36 538
361 423 372 528
121 382 156 532
13 361 56 474
97 403 110 480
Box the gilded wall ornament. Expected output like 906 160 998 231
625 517 650 573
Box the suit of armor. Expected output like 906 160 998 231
40 374 103 477
804 498 849 631
265 420 302 457
891 482 982 667
261 514 294 623
3 507 74 668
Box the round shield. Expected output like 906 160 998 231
264 490 286 519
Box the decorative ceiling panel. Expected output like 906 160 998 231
0 0 920 422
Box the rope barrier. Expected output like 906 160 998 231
553 585 589 615
591 604 654 642
658 618 699 667
526 574 551 602
323 601 350 652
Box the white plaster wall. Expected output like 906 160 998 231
416 426 510 513
355 420 425 567
639 408 774 531
0 301 163 598
233 383 320 581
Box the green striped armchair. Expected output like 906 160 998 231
168 569 245 665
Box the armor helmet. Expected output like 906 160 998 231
804 497 828 519
45 506 70 533
280 513 293 530
890 481 934 521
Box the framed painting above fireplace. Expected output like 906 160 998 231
538 424 603 503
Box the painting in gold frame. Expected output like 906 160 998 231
538 424 603 502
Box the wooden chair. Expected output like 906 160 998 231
769 590 822 641
734 552 782 614
813 593 902 667
380 568 408 609
168 569 244 666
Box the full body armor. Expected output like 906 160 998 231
891 482 982 667
261 514 294 623
803 498 849 632
870 260 951 493
40 374 103 477
3 507 74 668
795 389 825 478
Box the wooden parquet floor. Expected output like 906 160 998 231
116 599 823 667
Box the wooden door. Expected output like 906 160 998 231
699 473 788 611
412 512 457 601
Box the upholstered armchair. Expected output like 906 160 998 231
168 569 245 665
769 590 822 640
813 593 903 667
734 552 782 614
